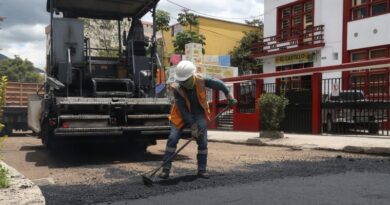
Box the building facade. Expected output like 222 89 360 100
254 0 390 97
162 16 259 65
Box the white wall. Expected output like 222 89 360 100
348 13 390 50
263 0 345 81
315 0 343 68
264 0 295 37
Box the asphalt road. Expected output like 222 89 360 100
108 172 390 205
2 135 390 205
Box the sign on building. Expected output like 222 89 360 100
331 83 340 97
184 43 203 66
202 64 238 79
275 52 315 66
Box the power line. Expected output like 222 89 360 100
166 0 263 20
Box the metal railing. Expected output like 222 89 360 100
252 25 324 57
322 77 390 136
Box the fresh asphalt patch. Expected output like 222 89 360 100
40 157 390 205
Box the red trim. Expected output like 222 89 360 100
349 0 390 21
222 58 390 82
252 42 325 58
311 73 322 134
256 79 264 131
342 0 350 64
341 71 350 90
232 81 261 132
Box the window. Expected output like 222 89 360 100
276 62 313 92
351 0 390 20
278 0 313 40
350 46 390 62
351 51 367 62
370 48 388 59
372 1 388 15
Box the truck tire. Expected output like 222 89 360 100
41 121 55 150
368 124 379 134
326 117 333 133
1 124 12 136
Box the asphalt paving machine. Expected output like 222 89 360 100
28 0 175 151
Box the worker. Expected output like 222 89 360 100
159 60 237 179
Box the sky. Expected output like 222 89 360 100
0 0 264 69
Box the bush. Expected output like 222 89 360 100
259 93 289 131
0 76 8 188
0 163 8 188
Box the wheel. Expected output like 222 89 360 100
326 116 333 133
368 124 379 134
1 124 12 136
41 121 55 150
124 139 149 153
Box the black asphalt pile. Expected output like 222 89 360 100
40 157 390 205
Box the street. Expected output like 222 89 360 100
2 135 390 205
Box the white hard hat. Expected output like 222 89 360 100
175 60 196 82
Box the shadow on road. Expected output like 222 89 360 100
22 142 190 168
158 174 199 186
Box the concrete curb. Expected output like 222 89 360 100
343 146 390 156
0 161 46 205
209 137 390 156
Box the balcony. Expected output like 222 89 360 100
252 25 325 58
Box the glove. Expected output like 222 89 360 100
228 98 237 107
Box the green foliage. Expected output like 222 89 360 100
0 164 9 188
0 56 43 83
0 76 7 112
230 30 263 74
156 10 171 32
245 19 264 28
177 11 199 31
259 93 289 131
156 10 171 67
0 76 8 188
173 31 206 54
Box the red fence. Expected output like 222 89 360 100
211 58 390 134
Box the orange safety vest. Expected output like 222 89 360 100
168 74 211 129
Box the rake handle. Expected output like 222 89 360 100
146 105 231 177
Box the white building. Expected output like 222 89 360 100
256 0 390 96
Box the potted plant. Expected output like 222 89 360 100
258 93 289 138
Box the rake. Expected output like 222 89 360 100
142 105 231 186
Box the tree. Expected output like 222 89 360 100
0 56 43 83
177 10 199 32
156 10 171 66
156 10 171 32
173 31 206 54
172 11 205 54
245 18 264 28
230 30 263 74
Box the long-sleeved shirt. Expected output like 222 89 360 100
174 76 230 126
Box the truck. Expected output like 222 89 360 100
322 90 388 134
28 0 179 151
1 82 43 136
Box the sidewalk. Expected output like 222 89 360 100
208 130 390 155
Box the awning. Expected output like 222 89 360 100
47 0 159 20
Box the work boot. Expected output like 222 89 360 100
158 169 170 179
197 170 209 179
